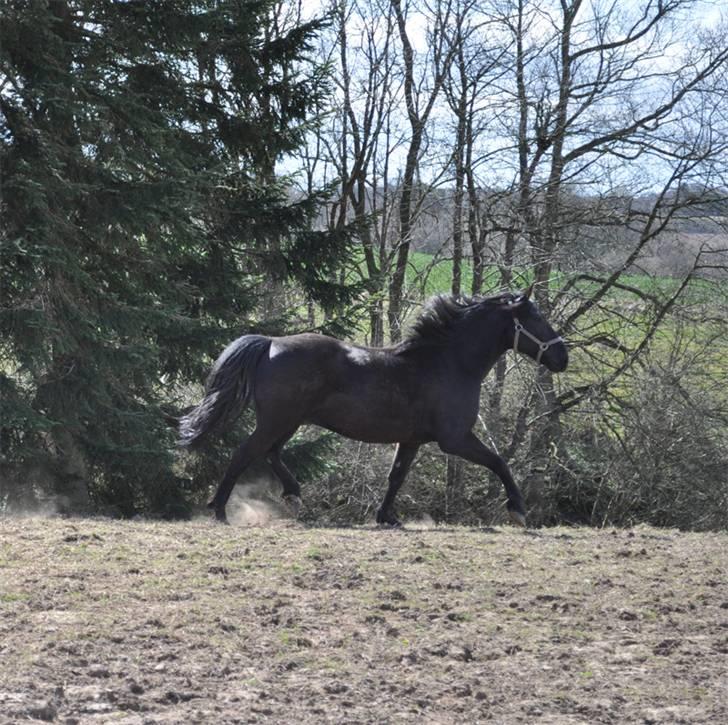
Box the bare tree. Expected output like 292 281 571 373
291 0 727 525
471 0 728 519
387 0 457 340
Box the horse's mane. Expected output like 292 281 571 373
396 291 515 352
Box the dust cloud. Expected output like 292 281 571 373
404 513 436 530
222 479 289 527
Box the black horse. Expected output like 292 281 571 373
179 288 568 526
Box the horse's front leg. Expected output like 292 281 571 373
376 443 420 527
438 431 527 527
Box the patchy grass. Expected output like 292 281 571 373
0 516 726 724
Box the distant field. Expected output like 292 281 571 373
406 251 722 301
1 516 726 724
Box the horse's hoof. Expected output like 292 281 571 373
508 509 527 528
283 495 302 518
207 499 228 524
213 509 229 525
376 510 403 528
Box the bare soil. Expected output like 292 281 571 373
0 515 726 724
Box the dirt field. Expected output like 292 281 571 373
0 514 726 724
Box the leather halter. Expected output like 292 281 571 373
512 317 564 365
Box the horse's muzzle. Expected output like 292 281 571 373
547 345 569 373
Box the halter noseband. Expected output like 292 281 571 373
512 317 563 365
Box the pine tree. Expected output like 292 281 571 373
1 1 352 515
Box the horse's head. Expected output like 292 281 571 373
504 286 568 372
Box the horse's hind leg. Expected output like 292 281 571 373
269 455 302 517
209 426 283 523
376 443 420 527
267 433 303 518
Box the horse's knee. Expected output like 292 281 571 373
490 455 511 479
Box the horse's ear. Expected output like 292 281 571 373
502 287 530 309
504 283 534 309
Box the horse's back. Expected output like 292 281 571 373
264 333 352 379
256 333 365 401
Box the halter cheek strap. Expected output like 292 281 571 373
513 317 564 365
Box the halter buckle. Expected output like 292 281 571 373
513 315 562 365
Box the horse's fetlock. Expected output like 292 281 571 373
506 502 527 528
283 494 302 518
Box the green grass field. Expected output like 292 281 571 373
406 251 719 302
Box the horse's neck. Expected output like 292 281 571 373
461 312 509 380
444 335 507 382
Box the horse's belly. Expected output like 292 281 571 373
307 396 422 444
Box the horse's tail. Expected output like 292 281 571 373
178 335 271 449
